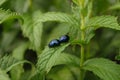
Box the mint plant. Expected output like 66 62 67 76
0 0 120 80
37 0 120 80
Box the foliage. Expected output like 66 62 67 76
83 58 120 80
0 0 120 80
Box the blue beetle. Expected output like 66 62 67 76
59 35 69 43
48 39 60 48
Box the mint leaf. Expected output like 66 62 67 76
0 8 23 24
0 0 7 6
36 12 77 25
86 15 120 30
83 58 120 80
0 69 10 80
11 0 30 13
0 55 29 72
21 11 43 52
72 0 79 5
109 3 120 10
55 53 80 67
37 44 69 74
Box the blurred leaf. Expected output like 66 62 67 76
37 44 69 74
55 53 80 67
84 27 95 44
109 3 120 10
47 67 75 80
72 0 79 5
0 55 18 71
36 12 77 25
10 65 24 80
0 55 29 72
0 31 17 51
108 34 120 47
0 69 10 80
115 55 120 60
86 15 120 30
21 11 43 52
71 6 80 21
0 0 7 6
30 72 44 80
85 71 100 80
93 0 110 15
12 42 28 60
0 8 23 24
11 0 30 13
83 58 120 80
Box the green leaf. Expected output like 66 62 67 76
115 55 120 60
10 65 24 80
21 11 43 52
72 0 79 5
83 58 120 80
12 42 28 60
86 15 120 30
37 44 69 74
0 8 23 24
109 3 120 10
0 55 29 72
47 67 75 80
0 31 17 50
36 12 77 25
84 27 95 44
11 0 30 13
48 23 70 42
30 72 44 80
0 69 10 80
0 55 19 71
0 0 7 6
55 53 80 67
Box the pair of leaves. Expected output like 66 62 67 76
83 58 120 80
21 11 77 51
33 11 79 78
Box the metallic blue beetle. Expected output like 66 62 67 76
48 39 60 48
59 35 69 43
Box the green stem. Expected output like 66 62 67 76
80 30 85 80
79 0 85 80
78 0 93 80
80 44 85 80
80 44 85 66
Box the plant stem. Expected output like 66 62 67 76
80 14 85 67
79 0 85 80
80 44 85 80
80 25 85 80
